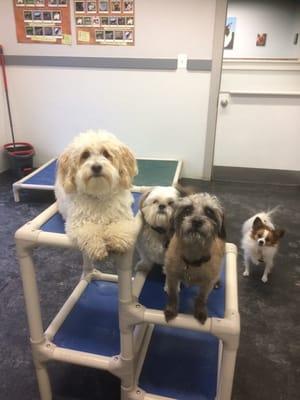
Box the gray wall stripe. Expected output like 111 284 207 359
213 166 300 186
5 55 212 71
187 59 212 71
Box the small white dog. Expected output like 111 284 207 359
135 186 180 271
241 210 285 283
55 129 138 261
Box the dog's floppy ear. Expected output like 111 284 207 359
139 188 152 211
118 145 138 189
174 183 197 197
274 228 285 240
252 217 264 231
218 212 226 240
170 197 193 235
57 150 77 193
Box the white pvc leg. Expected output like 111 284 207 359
217 345 238 400
35 364 52 400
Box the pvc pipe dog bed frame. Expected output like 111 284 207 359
15 195 239 400
12 158 182 202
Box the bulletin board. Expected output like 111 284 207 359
13 0 72 45
74 0 134 46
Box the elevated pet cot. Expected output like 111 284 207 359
15 193 240 400
12 158 183 202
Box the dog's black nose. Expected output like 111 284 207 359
91 164 102 174
258 239 264 246
159 204 166 211
192 218 203 228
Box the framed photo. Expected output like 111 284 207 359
53 11 61 21
24 11 32 21
224 16 236 50
126 16 133 25
123 0 133 13
34 26 43 36
109 16 117 25
105 30 114 40
101 16 109 25
33 11 42 21
75 1 85 12
99 1 108 12
114 30 123 40
124 30 133 41
87 2 97 13
256 33 267 46
92 16 100 26
111 0 121 13
83 16 92 26
76 16 83 25
118 17 125 25
53 26 62 36
44 26 53 36
43 11 52 21
25 26 34 36
95 30 104 40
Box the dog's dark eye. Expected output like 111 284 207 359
81 151 90 160
153 199 158 204
168 200 174 206
184 206 193 215
205 207 215 219
102 150 111 159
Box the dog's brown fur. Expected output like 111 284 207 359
164 193 226 324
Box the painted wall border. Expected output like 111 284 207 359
213 166 300 186
5 55 212 71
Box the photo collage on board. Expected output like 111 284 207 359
14 0 71 44
74 0 134 45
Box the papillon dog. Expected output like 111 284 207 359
241 210 285 283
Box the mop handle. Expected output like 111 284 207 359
0 45 16 149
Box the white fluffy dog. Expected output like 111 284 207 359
55 129 138 261
135 186 180 271
241 211 285 283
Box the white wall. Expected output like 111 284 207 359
214 60 300 171
0 0 217 178
224 0 300 59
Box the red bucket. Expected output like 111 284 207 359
4 142 35 177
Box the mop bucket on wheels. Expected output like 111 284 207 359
4 142 35 178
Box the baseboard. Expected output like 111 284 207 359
212 166 300 186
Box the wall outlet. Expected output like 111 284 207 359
177 54 187 69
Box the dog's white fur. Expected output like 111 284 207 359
55 129 139 262
136 186 179 270
241 211 283 283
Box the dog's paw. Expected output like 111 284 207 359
105 235 133 254
243 270 250 277
194 307 208 324
261 275 268 283
164 306 178 322
79 239 108 261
